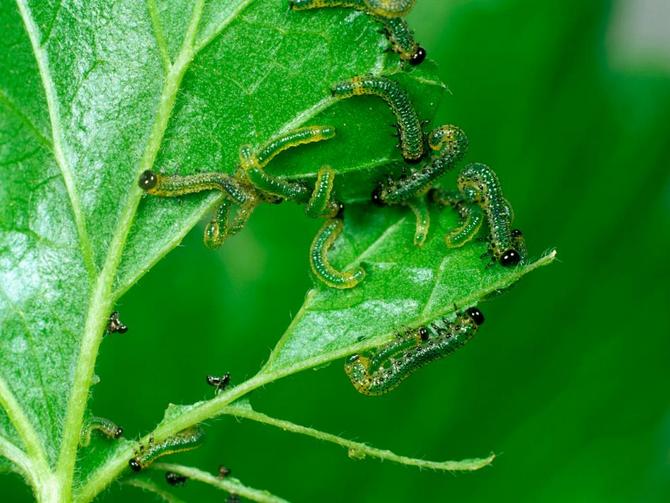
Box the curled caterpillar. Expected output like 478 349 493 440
332 76 424 162
310 219 366 289
79 416 123 447
345 308 484 395
129 426 204 472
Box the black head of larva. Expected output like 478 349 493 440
466 307 485 326
138 170 158 191
511 229 523 238
113 426 124 439
128 458 142 472
418 327 429 341
409 47 427 66
500 249 522 267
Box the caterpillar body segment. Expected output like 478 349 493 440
204 199 258 248
305 166 340 219
332 76 424 162
445 202 484 248
407 196 430 246
310 219 366 289
243 166 310 201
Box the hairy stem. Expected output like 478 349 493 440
154 463 290 503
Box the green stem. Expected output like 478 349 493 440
154 463 290 503
55 1 207 499
222 404 495 471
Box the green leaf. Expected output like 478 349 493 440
0 0 445 498
265 204 556 371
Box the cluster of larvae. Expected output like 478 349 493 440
137 1 529 394
140 73 526 288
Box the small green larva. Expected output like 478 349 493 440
304 166 339 218
331 76 424 162
139 170 250 205
344 308 484 396
79 417 124 447
290 0 416 18
457 163 523 266
375 125 468 205
240 126 336 171
310 219 366 289
129 426 204 472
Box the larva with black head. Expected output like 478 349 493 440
332 76 424 162
344 308 484 396
457 163 524 266
79 416 124 447
128 426 204 472
290 0 416 18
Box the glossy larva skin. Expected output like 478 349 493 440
332 76 424 162
345 308 484 396
79 417 123 447
128 427 204 472
310 219 366 289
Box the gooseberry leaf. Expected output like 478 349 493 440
0 0 444 496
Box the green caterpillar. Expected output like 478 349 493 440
345 308 484 395
310 219 366 289
129 426 204 472
79 416 123 447
332 76 425 162
456 163 524 266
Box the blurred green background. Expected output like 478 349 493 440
8 0 670 501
